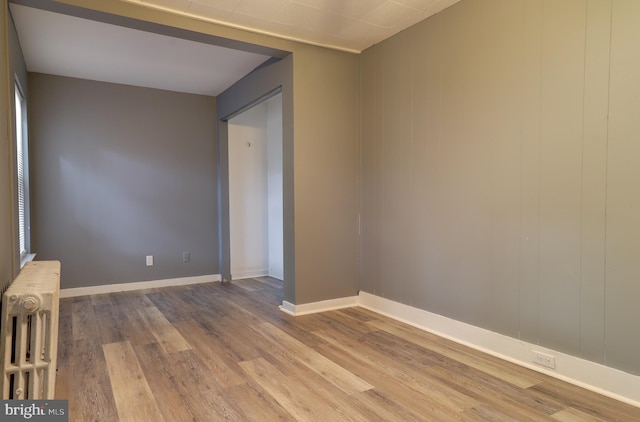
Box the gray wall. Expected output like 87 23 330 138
29 73 218 289
1 1 29 292
360 0 640 375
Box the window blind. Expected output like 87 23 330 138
15 87 27 258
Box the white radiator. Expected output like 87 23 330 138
0 261 60 400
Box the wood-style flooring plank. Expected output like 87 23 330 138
111 291 155 309
56 313 72 368
239 357 364 422
368 317 545 388
173 319 246 388
551 407 607 422
251 321 373 394
93 303 128 345
220 383 296 422
68 338 119 422
144 289 197 324
320 309 381 334
425 365 559 421
136 306 191 354
168 349 244 420
195 312 267 362
312 327 481 419
103 341 164 422
133 342 201 422
71 297 100 340
115 304 157 346
529 377 640 421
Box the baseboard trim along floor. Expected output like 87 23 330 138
279 296 358 316
60 274 222 298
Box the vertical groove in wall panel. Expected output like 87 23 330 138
579 0 611 364
377 34 411 303
446 0 488 326
361 48 379 296
519 0 543 345
537 0 586 354
375 36 402 302
409 18 439 312
605 0 640 375
404 33 420 308
483 0 525 338
433 2 476 322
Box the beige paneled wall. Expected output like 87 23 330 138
606 0 640 374
360 0 640 375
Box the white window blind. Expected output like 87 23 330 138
15 85 28 258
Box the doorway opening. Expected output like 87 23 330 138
227 93 283 281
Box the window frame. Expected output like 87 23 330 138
14 79 32 266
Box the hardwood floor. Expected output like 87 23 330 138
55 278 639 421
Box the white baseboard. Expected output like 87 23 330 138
357 291 640 408
279 296 358 316
60 274 221 298
231 269 269 280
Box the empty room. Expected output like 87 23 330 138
1 0 639 420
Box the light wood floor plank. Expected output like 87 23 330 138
530 377 640 421
239 357 363 422
136 306 191 354
133 343 201 422
70 338 119 422
253 321 374 394
115 304 157 346
312 327 481 418
220 383 296 422
166 348 243 420
368 318 545 388
103 341 164 422
552 407 607 422
173 319 246 388
425 365 558 421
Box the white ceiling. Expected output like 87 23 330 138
126 0 461 53
9 0 460 96
10 3 272 96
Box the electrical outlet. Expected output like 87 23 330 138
182 251 190 263
146 255 154 266
532 350 556 369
